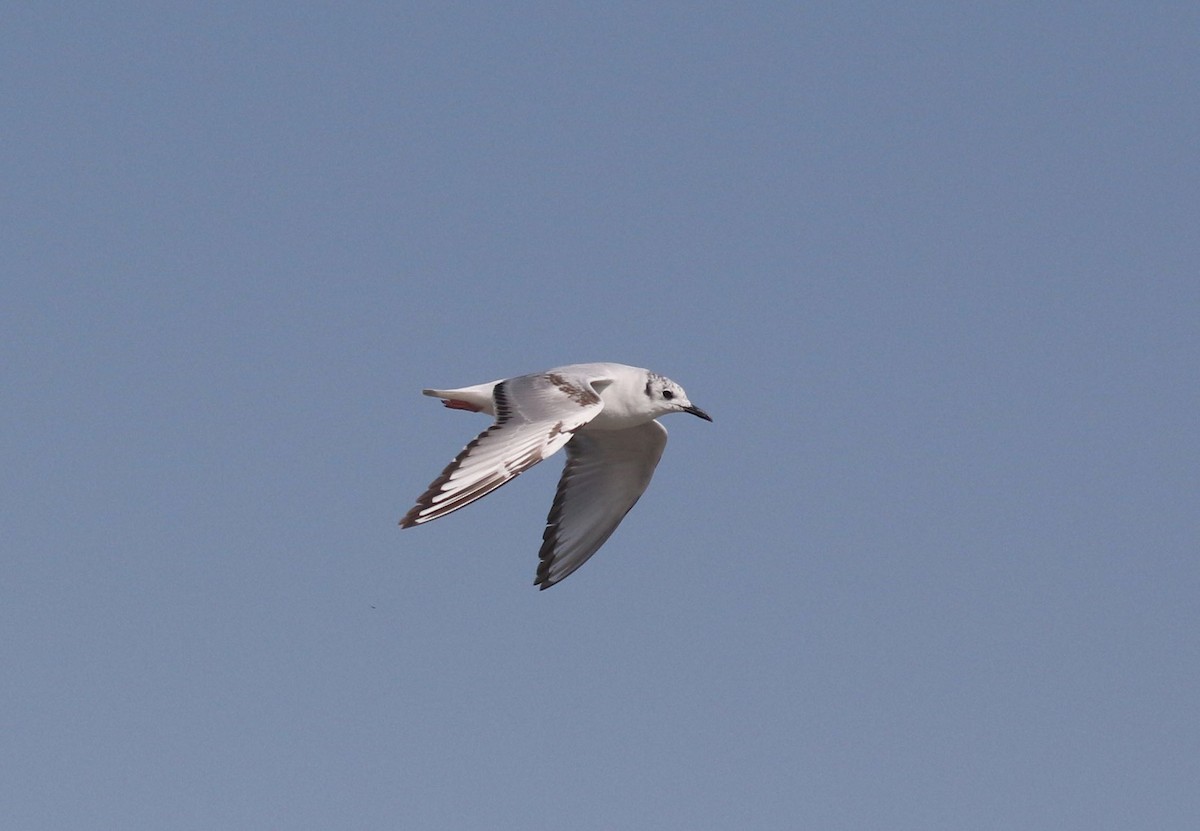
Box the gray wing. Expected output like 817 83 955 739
400 372 605 528
535 420 668 589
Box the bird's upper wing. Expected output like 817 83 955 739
535 419 668 589
400 370 607 528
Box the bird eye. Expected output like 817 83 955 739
662 390 675 400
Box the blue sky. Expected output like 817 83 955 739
3 3 1197 829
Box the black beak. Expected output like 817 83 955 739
684 404 713 422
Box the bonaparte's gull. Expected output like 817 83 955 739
400 362 712 589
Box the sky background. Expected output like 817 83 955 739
3 3 1198 829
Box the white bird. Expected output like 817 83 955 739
400 362 712 589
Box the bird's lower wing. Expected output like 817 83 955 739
535 420 668 589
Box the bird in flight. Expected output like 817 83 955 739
400 362 712 589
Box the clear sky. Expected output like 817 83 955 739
3 3 1197 829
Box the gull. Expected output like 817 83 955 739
400 362 712 589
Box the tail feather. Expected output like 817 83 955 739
421 381 500 415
